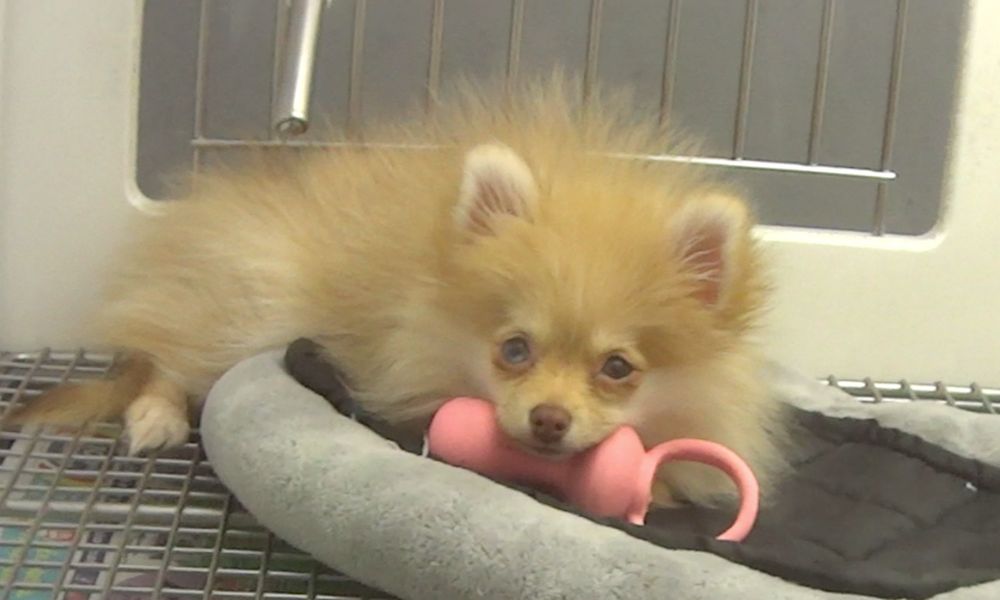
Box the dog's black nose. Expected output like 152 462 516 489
529 404 571 444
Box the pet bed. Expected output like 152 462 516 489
200 348 1000 600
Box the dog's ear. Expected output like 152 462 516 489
669 192 752 307
454 144 538 236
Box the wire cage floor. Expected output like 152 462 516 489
0 350 393 600
0 349 997 599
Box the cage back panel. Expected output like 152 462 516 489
136 0 966 236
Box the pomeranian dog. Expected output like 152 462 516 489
6 80 784 506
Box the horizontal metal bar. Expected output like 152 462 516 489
190 137 897 180
826 378 1000 398
5 483 226 502
191 137 439 151
611 153 898 180
1 498 227 524
822 376 1000 413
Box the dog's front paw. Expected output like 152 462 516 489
124 394 190 455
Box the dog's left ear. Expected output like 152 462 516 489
669 192 752 307
454 144 539 236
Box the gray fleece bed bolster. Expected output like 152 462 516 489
201 351 1000 600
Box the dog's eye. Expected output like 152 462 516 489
600 355 634 380
499 336 532 366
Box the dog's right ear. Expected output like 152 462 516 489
454 144 538 236
668 192 752 308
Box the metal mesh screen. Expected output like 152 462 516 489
0 350 393 600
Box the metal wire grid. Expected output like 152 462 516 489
1 350 995 599
0 350 393 600
189 0 904 217
824 375 1000 414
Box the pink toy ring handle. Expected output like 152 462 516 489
628 439 759 542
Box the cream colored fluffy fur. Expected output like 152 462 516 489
12 80 785 506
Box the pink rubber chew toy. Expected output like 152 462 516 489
427 397 759 542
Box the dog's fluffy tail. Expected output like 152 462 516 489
2 356 153 427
